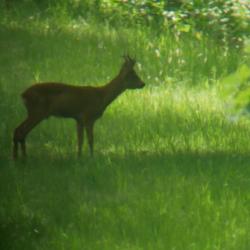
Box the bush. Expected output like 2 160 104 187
95 0 250 46
2 0 249 46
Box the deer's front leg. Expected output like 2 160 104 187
86 122 94 156
76 120 84 157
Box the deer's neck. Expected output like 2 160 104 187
102 74 126 108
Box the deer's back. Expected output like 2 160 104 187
23 82 78 98
22 82 104 119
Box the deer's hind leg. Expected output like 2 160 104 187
13 114 46 160
13 116 29 159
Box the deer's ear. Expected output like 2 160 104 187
128 55 136 63
123 54 136 68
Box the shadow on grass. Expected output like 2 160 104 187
2 149 250 177
0 214 46 250
0 150 250 250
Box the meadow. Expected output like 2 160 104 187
0 4 250 250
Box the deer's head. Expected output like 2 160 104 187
120 55 145 89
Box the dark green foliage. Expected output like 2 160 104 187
2 0 250 45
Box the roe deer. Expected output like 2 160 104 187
13 56 145 159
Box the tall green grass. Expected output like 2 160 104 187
0 8 250 250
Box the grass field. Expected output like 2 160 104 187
0 8 250 250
